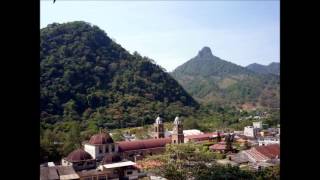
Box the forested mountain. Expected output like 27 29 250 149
246 62 280 75
171 47 279 109
40 21 198 130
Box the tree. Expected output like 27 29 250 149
111 130 124 141
184 118 200 130
62 100 80 121
161 163 187 180
62 121 81 156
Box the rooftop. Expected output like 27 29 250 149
185 132 223 140
65 148 93 162
210 143 227 150
166 129 203 137
254 144 280 159
88 132 114 145
103 161 136 169
55 166 80 180
77 169 109 177
40 166 59 180
117 138 171 152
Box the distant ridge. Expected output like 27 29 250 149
246 62 280 75
171 47 279 109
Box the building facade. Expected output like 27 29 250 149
152 116 165 139
244 126 259 137
171 116 184 144
84 131 119 161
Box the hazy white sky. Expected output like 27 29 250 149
41 0 279 72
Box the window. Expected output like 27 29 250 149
99 146 103 154
105 146 109 153
173 140 176 144
84 178 91 180
111 144 115 152
127 171 133 175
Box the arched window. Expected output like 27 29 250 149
111 144 115 152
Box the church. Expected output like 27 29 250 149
41 116 186 180
61 116 184 166
41 116 223 180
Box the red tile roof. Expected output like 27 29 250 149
254 144 280 159
210 143 227 150
117 138 171 152
185 132 224 140
65 149 93 162
89 132 114 145
244 144 280 162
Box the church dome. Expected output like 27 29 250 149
89 132 114 145
66 149 93 162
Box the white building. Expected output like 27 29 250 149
165 129 203 137
84 131 119 161
244 126 259 137
258 137 280 146
253 121 263 129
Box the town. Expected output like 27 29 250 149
40 116 280 180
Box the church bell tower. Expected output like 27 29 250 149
172 116 184 144
153 115 164 139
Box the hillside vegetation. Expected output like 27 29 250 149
246 62 280 75
171 47 280 109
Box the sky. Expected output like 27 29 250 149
41 0 280 72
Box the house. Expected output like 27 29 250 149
229 144 280 170
243 144 280 163
96 161 140 180
76 169 110 180
83 131 119 161
244 126 258 137
40 166 80 180
258 137 280 146
184 132 224 143
253 121 262 129
40 166 59 180
55 166 80 180
209 143 227 153
61 149 96 171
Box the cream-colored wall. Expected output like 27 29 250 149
244 126 257 137
85 143 119 161
84 144 97 159
61 159 73 166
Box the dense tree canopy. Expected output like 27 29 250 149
40 21 198 129
40 21 199 163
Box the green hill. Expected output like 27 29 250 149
171 47 279 109
246 62 280 75
40 21 198 130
